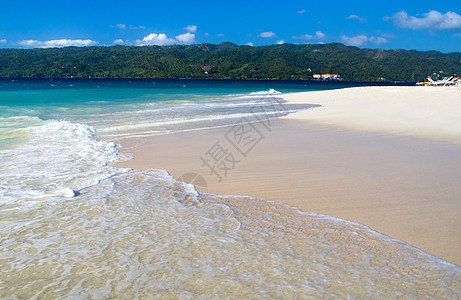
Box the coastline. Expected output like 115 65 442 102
113 86 461 265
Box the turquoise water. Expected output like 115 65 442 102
0 77 405 121
0 78 341 142
1 78 460 298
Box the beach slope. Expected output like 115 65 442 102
114 86 461 265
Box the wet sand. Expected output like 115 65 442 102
114 86 461 265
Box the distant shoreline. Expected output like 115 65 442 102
0 76 416 86
2 43 458 81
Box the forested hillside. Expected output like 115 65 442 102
0 43 460 82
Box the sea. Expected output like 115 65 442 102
0 78 459 299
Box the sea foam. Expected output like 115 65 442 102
1 170 460 299
0 120 126 205
249 88 282 95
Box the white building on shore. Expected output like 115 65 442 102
313 73 341 80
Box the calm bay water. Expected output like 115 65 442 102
0 78 459 298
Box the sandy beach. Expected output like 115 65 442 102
114 86 461 265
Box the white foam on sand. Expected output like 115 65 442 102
1 169 460 299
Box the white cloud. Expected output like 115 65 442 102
112 24 145 30
258 31 276 38
246 42 254 46
185 25 197 33
341 34 389 47
347 15 367 23
216 33 225 37
18 39 98 48
175 32 195 44
292 31 326 40
0 39 6 43
111 24 126 29
113 39 125 45
276 40 285 44
135 32 195 46
315 31 326 39
385 10 461 31
370 36 389 45
136 33 176 46
297 9 305 14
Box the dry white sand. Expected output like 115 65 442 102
284 86 461 146
114 86 461 265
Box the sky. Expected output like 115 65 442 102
0 0 460 53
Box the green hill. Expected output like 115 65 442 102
0 43 459 82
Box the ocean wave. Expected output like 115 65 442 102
249 89 282 95
0 115 43 121
82 99 280 118
0 120 127 205
95 108 303 137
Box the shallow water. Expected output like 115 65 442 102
1 170 460 298
0 78 459 298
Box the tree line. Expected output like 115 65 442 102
0 42 459 82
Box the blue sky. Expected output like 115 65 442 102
0 0 460 52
